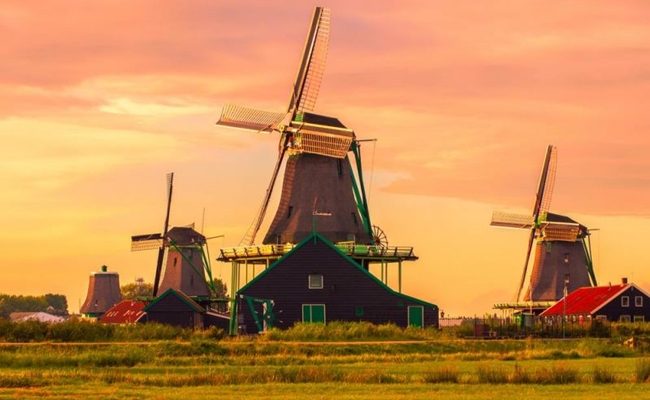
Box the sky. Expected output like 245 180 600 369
2 0 650 316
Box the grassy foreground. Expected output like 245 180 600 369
1 321 650 399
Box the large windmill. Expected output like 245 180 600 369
490 145 597 303
216 7 376 247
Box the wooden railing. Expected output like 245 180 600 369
218 243 416 261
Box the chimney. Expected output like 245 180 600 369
622 277 628 285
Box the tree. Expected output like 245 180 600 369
212 277 228 299
44 293 68 316
121 278 154 300
212 277 229 312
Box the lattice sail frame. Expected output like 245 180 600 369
131 233 163 251
217 104 287 132
295 8 330 114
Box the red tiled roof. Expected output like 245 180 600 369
99 300 148 324
541 284 628 316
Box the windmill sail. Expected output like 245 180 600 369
289 7 331 115
490 211 535 229
217 104 286 132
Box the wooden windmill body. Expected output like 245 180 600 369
491 145 597 303
131 173 217 298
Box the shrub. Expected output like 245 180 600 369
534 363 580 384
422 365 460 383
510 364 532 384
635 358 650 383
593 364 616 383
476 364 508 384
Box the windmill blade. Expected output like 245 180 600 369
524 242 546 301
539 222 580 242
515 228 536 302
131 233 163 251
217 104 287 132
239 141 288 246
288 7 331 116
153 172 174 297
490 211 535 229
531 145 558 219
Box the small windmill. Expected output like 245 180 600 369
216 7 378 247
490 145 597 303
131 172 174 297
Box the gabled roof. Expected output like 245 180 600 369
238 232 437 309
143 288 205 313
99 300 148 324
540 283 649 316
9 312 65 323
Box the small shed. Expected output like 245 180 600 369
142 288 204 329
236 233 438 334
540 279 650 323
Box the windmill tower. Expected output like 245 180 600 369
216 7 374 246
157 226 212 297
490 145 597 303
80 265 122 318
131 172 174 297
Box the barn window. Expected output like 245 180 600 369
173 257 178 267
287 206 293 219
620 315 631 323
308 274 324 289
635 296 643 307
355 306 364 317
622 296 630 307
351 212 358 225
634 316 645 323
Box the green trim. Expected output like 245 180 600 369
236 233 437 310
168 241 213 294
143 288 204 313
582 236 598 286
349 144 373 239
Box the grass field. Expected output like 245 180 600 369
1 321 650 399
1 337 650 399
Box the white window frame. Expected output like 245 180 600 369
622 296 630 307
620 315 631 323
634 315 645 323
308 274 324 289
635 296 643 307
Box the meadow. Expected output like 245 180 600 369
1 320 650 399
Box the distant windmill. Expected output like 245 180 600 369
490 145 597 302
216 7 382 248
131 172 174 297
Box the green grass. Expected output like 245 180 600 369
2 321 650 399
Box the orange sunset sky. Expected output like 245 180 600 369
2 1 649 316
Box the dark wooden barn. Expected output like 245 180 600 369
236 233 438 334
540 278 650 323
142 288 204 329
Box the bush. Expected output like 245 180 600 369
635 358 650 383
476 364 508 384
422 365 460 383
593 364 616 383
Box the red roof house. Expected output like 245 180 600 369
99 300 148 324
540 279 650 322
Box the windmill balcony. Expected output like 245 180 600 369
218 242 417 263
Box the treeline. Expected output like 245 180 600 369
0 294 68 319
